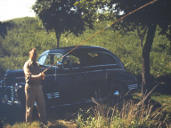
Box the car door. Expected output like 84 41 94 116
39 52 88 106
38 53 63 107
53 53 87 104
81 51 121 98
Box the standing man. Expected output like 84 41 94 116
23 48 47 124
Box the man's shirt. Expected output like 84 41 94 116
23 59 41 86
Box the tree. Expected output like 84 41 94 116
0 22 12 56
33 0 98 48
108 0 171 92
0 21 14 38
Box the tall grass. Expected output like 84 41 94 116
2 92 170 128
76 95 169 128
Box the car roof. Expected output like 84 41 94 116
40 45 110 55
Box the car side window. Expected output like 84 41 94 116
53 53 63 66
44 54 53 66
39 53 63 66
63 55 80 68
38 54 47 65
85 51 116 66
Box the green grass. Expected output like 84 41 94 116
4 121 41 128
4 120 77 128
152 94 171 113
133 92 171 114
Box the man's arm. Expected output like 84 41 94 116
31 72 45 80
23 62 45 81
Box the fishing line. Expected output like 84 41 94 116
42 0 157 73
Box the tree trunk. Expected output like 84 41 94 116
55 32 60 48
141 24 156 94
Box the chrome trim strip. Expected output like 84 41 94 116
46 92 60 99
45 68 124 77
63 64 120 70
128 84 138 90
83 64 118 68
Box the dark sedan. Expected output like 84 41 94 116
0 46 138 108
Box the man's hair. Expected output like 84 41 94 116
29 48 37 60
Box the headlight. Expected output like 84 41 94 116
15 82 25 89
113 90 120 96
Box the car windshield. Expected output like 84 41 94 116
38 53 63 66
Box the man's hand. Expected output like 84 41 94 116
40 72 45 80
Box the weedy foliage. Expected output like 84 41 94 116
76 95 169 128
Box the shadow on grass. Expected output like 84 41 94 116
136 73 171 95
155 74 171 95
0 101 93 127
0 103 25 126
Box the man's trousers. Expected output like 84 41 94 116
25 84 46 122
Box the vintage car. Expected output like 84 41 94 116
0 46 138 109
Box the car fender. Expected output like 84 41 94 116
108 70 138 95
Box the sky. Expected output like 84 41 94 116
0 0 36 21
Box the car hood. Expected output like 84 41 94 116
4 69 25 86
4 69 24 78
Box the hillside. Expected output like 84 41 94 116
0 17 170 78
